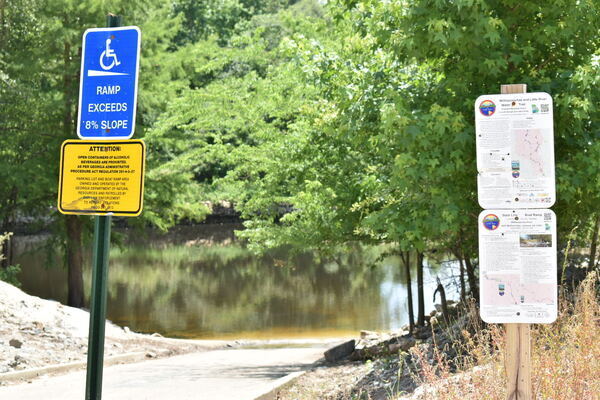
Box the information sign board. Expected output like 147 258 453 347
475 93 555 209
58 140 145 216
478 209 557 324
77 26 141 139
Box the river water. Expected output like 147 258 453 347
13 224 459 339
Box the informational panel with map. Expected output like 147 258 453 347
475 93 555 209
478 209 557 324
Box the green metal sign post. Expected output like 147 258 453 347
84 14 121 400
85 214 112 400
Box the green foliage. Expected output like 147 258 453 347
2 0 598 268
0 233 20 287
172 0 300 45
218 0 599 260
330 0 600 248
0 264 21 288
144 5 327 225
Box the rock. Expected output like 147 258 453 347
145 352 157 358
414 327 433 340
9 339 22 349
324 340 355 363
430 316 439 326
349 344 385 361
360 330 379 340
32 321 44 329
353 340 367 352
123 327 131 334
9 355 25 368
388 337 416 353
390 329 408 337
429 310 437 317
151 332 163 338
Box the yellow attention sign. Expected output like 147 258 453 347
58 140 146 216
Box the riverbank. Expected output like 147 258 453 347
276 272 600 399
12 228 460 340
0 280 226 383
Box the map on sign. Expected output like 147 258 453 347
58 140 145 216
475 93 555 209
77 26 141 139
478 209 557 324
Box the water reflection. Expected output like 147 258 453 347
14 225 458 339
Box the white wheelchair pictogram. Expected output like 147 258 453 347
100 38 121 70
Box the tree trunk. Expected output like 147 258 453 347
416 252 425 327
458 256 466 303
433 277 449 323
400 251 415 333
464 256 479 302
0 233 13 269
589 214 599 272
66 215 85 308
1 186 18 269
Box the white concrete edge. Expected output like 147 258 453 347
253 370 308 400
0 351 148 383
138 336 230 349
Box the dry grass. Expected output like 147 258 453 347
400 272 600 400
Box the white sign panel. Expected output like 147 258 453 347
475 93 555 209
478 209 557 324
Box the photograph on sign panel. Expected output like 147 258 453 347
519 234 552 248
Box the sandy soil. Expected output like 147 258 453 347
0 281 224 379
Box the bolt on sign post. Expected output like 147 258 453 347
475 84 557 400
56 14 143 400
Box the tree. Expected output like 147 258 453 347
0 0 205 306
206 0 599 315
172 0 301 45
333 0 599 263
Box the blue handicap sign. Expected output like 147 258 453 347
77 26 141 139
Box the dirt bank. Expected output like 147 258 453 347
0 281 224 381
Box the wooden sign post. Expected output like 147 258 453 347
476 83 558 399
501 84 532 400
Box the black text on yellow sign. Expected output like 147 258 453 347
58 140 146 217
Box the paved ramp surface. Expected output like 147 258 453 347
0 346 328 400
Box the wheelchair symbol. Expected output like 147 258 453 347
100 38 121 70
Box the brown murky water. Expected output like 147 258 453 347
14 224 459 339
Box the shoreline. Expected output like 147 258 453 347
0 280 227 384
0 280 346 386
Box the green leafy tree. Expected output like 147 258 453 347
0 0 206 306
172 0 300 45
210 0 599 325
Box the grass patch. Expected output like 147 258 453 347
400 272 600 399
